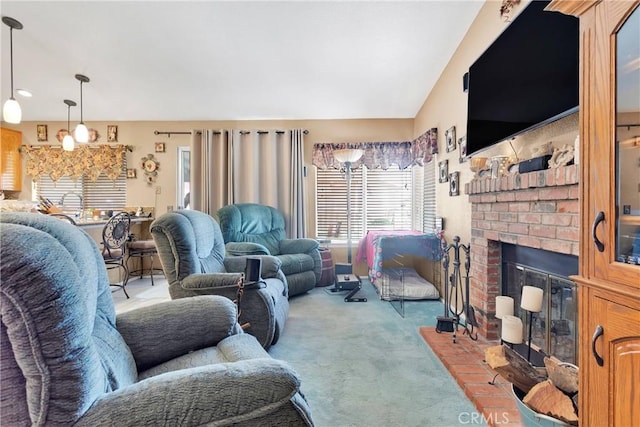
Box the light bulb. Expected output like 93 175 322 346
75 123 89 143
62 134 75 151
3 97 21 123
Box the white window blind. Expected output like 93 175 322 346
34 163 127 213
316 165 414 240
422 159 437 233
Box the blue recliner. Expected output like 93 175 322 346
217 203 322 297
0 212 314 426
150 210 289 348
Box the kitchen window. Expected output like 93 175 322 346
34 163 127 214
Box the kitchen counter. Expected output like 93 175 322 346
75 216 154 229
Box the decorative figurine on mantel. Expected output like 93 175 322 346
548 144 575 168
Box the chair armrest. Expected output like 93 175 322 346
181 272 243 291
226 241 270 256
116 296 240 372
224 255 283 279
279 238 320 255
76 359 303 427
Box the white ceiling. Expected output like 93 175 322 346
1 1 483 122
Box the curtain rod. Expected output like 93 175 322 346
154 129 309 137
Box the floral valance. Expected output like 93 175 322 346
311 128 438 170
24 144 128 182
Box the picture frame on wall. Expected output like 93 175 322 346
126 168 137 179
155 142 166 153
445 126 456 152
37 124 48 142
107 125 118 142
449 171 460 196
439 159 449 183
458 136 467 163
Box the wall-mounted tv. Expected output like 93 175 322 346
465 1 579 157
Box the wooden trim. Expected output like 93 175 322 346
546 0 601 17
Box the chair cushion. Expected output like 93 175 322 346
127 239 156 250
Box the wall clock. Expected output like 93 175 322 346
140 154 159 184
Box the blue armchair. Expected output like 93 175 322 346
0 213 314 426
150 210 289 348
217 203 322 297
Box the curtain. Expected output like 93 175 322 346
190 130 232 216
190 129 307 238
311 128 438 170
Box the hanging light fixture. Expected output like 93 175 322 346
62 99 76 151
2 16 24 124
74 74 90 143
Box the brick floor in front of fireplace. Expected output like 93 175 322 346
419 327 523 427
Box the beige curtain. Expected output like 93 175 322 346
190 130 232 216
190 129 307 238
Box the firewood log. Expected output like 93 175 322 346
523 380 579 425
544 357 579 394
484 344 547 393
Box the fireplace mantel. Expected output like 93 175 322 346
464 164 579 339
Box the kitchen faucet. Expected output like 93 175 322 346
59 192 84 209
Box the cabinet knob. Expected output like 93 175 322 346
591 324 604 367
591 211 605 252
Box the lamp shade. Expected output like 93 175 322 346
495 296 514 319
3 98 21 124
333 148 363 164
521 286 544 313
501 315 524 344
62 134 75 151
75 123 89 143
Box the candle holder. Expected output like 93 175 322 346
520 286 543 362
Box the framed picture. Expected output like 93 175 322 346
458 136 467 163
438 159 449 183
449 171 460 196
88 128 100 142
37 124 48 142
155 142 166 153
126 168 137 179
107 125 118 142
445 126 456 152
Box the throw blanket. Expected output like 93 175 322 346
356 230 442 284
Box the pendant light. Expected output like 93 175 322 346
74 74 90 143
62 99 77 151
2 17 24 124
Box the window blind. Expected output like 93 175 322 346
316 165 413 240
34 162 127 213
422 158 437 233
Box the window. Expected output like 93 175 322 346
34 162 127 214
177 146 190 209
422 159 437 233
316 165 416 240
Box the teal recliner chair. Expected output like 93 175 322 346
217 203 322 297
150 210 289 348
0 213 314 426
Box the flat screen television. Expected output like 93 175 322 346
465 0 579 157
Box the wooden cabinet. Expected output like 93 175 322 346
0 127 22 191
548 1 640 426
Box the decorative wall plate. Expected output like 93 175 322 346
140 154 159 184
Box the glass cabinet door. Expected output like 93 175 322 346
615 6 640 267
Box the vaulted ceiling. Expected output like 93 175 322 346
1 1 483 122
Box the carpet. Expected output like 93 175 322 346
269 280 478 427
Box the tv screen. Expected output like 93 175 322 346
466 1 579 157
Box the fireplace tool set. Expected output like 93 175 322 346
436 236 478 342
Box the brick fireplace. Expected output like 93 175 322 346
464 164 579 340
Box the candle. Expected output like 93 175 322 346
495 296 514 319
521 286 544 313
501 315 523 344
